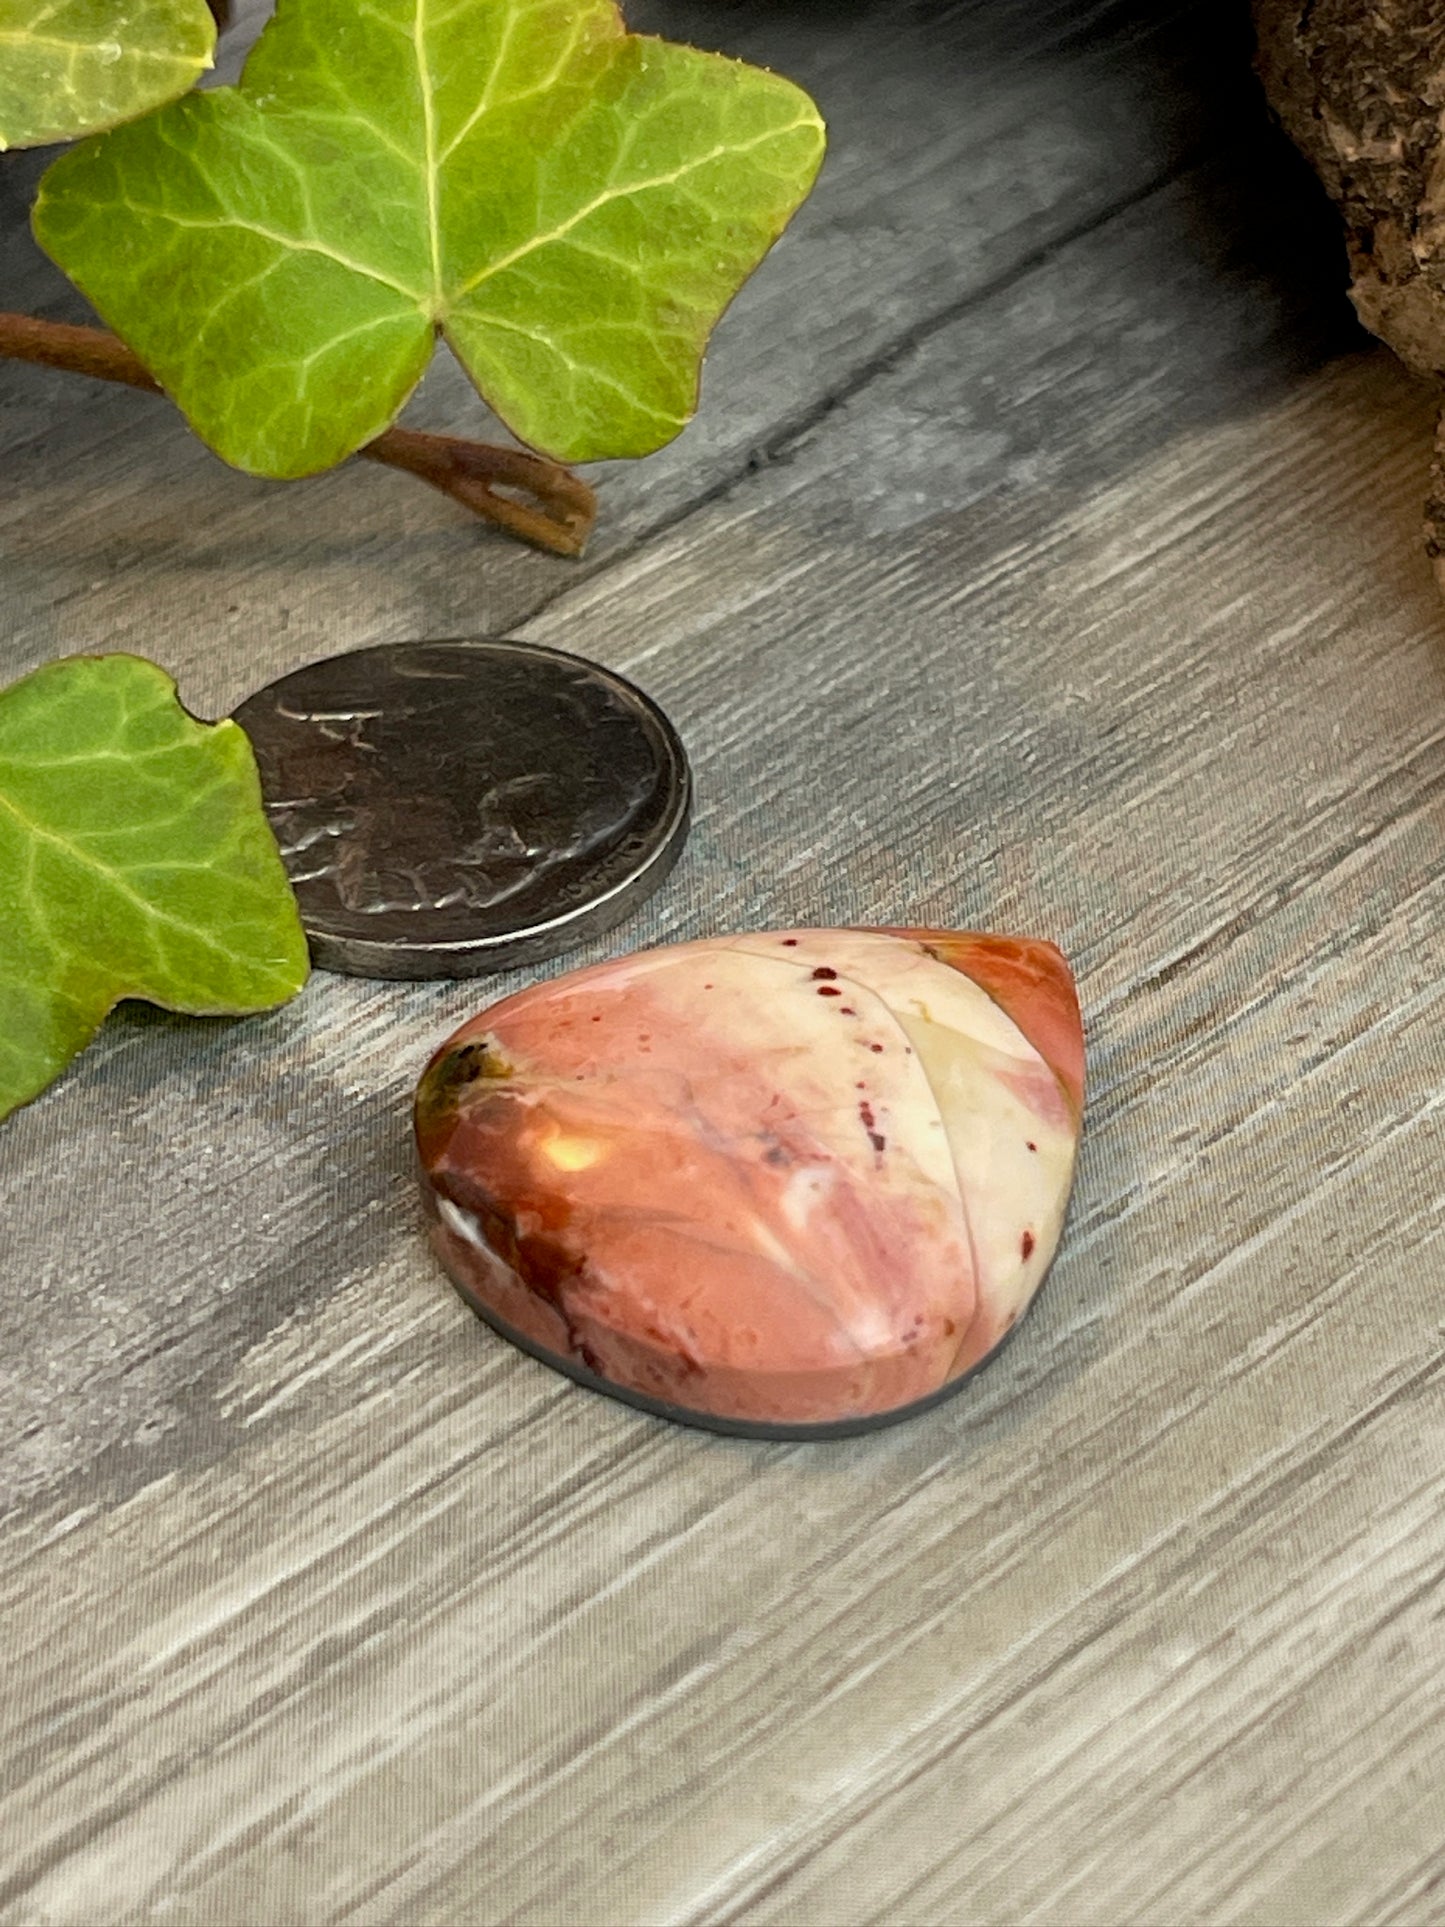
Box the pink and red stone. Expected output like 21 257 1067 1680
414 928 1085 1436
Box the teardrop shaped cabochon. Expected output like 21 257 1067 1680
416 928 1084 1437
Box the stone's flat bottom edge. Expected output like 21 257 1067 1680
441 1272 1049 1441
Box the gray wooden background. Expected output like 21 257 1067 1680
4 1 1445 1921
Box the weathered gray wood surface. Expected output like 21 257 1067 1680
3 2 1444 1922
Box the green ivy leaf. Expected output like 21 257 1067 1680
31 0 826 476
0 0 214 152
0 655 310 1122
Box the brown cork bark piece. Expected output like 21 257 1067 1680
1255 1 1445 583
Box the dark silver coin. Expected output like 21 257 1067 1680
233 639 691 979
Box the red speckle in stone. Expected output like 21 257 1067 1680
839 1006 857 1016
782 938 798 947
591 1015 602 1023
812 967 838 981
1021 1230 1036 1261
817 985 842 998
859 1100 876 1129
869 1042 885 1053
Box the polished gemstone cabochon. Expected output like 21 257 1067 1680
414 928 1086 1437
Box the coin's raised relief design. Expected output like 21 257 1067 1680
234 639 691 978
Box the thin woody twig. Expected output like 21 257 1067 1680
0 311 597 557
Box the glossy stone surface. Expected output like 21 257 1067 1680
414 928 1085 1436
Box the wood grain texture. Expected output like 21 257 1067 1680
3 2 1443 1922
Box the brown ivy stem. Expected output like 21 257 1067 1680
0 311 597 557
